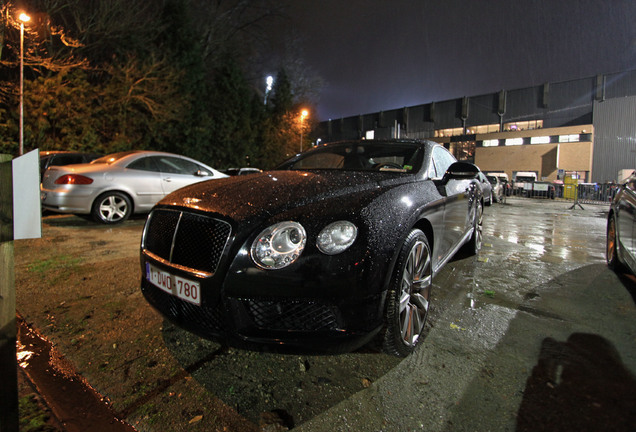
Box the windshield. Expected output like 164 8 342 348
277 142 424 173
91 151 139 165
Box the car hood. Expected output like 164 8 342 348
157 170 415 222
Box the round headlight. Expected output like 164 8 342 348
251 222 307 269
317 221 358 255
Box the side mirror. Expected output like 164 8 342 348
442 162 480 184
196 170 210 177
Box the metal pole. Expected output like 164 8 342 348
19 22 24 156
300 123 303 153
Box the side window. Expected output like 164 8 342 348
127 157 161 172
156 157 199 175
429 146 457 179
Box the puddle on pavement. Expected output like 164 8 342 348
17 317 135 432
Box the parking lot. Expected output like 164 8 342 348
15 198 636 431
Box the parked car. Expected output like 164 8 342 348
530 181 556 199
607 173 636 274
41 150 227 224
39 150 101 180
140 139 483 356
486 175 504 203
224 167 262 176
477 171 493 205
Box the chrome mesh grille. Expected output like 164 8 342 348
143 209 231 274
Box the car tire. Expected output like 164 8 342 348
92 191 132 224
607 216 624 271
382 229 432 357
464 200 483 256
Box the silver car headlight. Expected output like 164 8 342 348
251 222 307 269
317 221 358 255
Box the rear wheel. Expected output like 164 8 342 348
464 200 483 256
92 192 132 224
607 216 624 271
485 192 492 206
383 229 432 357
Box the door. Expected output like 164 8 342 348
155 156 210 195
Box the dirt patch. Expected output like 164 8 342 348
15 215 402 431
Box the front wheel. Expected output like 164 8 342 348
92 192 132 224
383 229 433 357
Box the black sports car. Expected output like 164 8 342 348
140 139 483 356
607 172 636 274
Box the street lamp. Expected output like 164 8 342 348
264 75 273 105
19 12 30 156
299 109 308 152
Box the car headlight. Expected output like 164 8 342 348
317 221 358 255
251 222 307 269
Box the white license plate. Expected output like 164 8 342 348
145 263 201 306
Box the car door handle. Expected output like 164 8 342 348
163 177 172 182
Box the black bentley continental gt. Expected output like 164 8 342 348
140 139 483 356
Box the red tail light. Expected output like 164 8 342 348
54 174 94 185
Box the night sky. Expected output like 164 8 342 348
282 0 636 121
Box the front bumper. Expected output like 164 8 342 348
140 271 384 352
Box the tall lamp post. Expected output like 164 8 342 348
299 109 308 152
264 75 273 105
19 12 30 156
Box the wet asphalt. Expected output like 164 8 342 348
298 198 636 432
17 198 636 431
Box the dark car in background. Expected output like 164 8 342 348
486 175 504 203
140 139 483 356
40 150 101 179
224 167 262 176
477 171 493 205
607 173 636 274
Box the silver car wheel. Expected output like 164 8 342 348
398 239 432 346
92 192 132 224
474 202 483 250
383 229 432 357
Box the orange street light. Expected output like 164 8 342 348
299 109 309 152
19 12 31 156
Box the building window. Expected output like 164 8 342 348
530 136 551 144
435 123 500 138
449 141 475 161
503 120 543 131
505 138 524 146
482 139 499 147
559 134 580 142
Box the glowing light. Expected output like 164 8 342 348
401 196 413 207
19 13 30 22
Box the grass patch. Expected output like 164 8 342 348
27 255 84 280
19 394 58 432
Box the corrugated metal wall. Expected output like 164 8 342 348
592 96 636 183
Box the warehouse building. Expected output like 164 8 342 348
314 69 636 183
